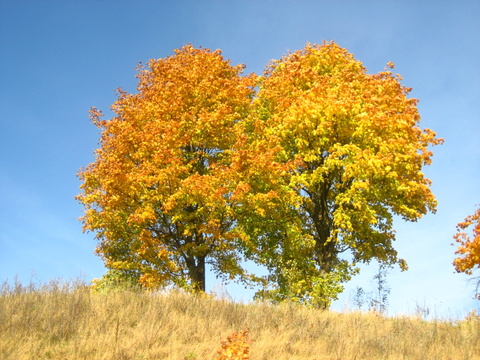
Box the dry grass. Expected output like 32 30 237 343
1 279 479 360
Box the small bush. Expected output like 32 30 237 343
217 330 250 360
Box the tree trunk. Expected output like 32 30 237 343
307 182 338 274
186 255 206 292
315 238 337 275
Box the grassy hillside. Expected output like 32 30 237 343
1 280 479 360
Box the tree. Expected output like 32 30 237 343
77 45 256 292
244 42 443 307
78 42 442 306
454 206 480 299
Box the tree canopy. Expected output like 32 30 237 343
77 45 256 292
243 43 443 306
77 42 442 306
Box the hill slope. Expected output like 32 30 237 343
1 280 479 360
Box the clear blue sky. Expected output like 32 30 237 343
1 0 479 319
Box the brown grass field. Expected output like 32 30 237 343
1 279 479 360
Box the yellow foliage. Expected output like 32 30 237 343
249 41 442 304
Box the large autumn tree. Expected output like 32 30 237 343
454 206 480 299
78 43 442 305
77 45 256 292
241 42 443 307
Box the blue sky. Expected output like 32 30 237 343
1 1 479 318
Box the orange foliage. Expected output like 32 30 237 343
454 207 480 275
77 45 256 292
216 330 250 360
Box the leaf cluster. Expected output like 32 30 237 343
216 330 250 360
454 207 480 276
